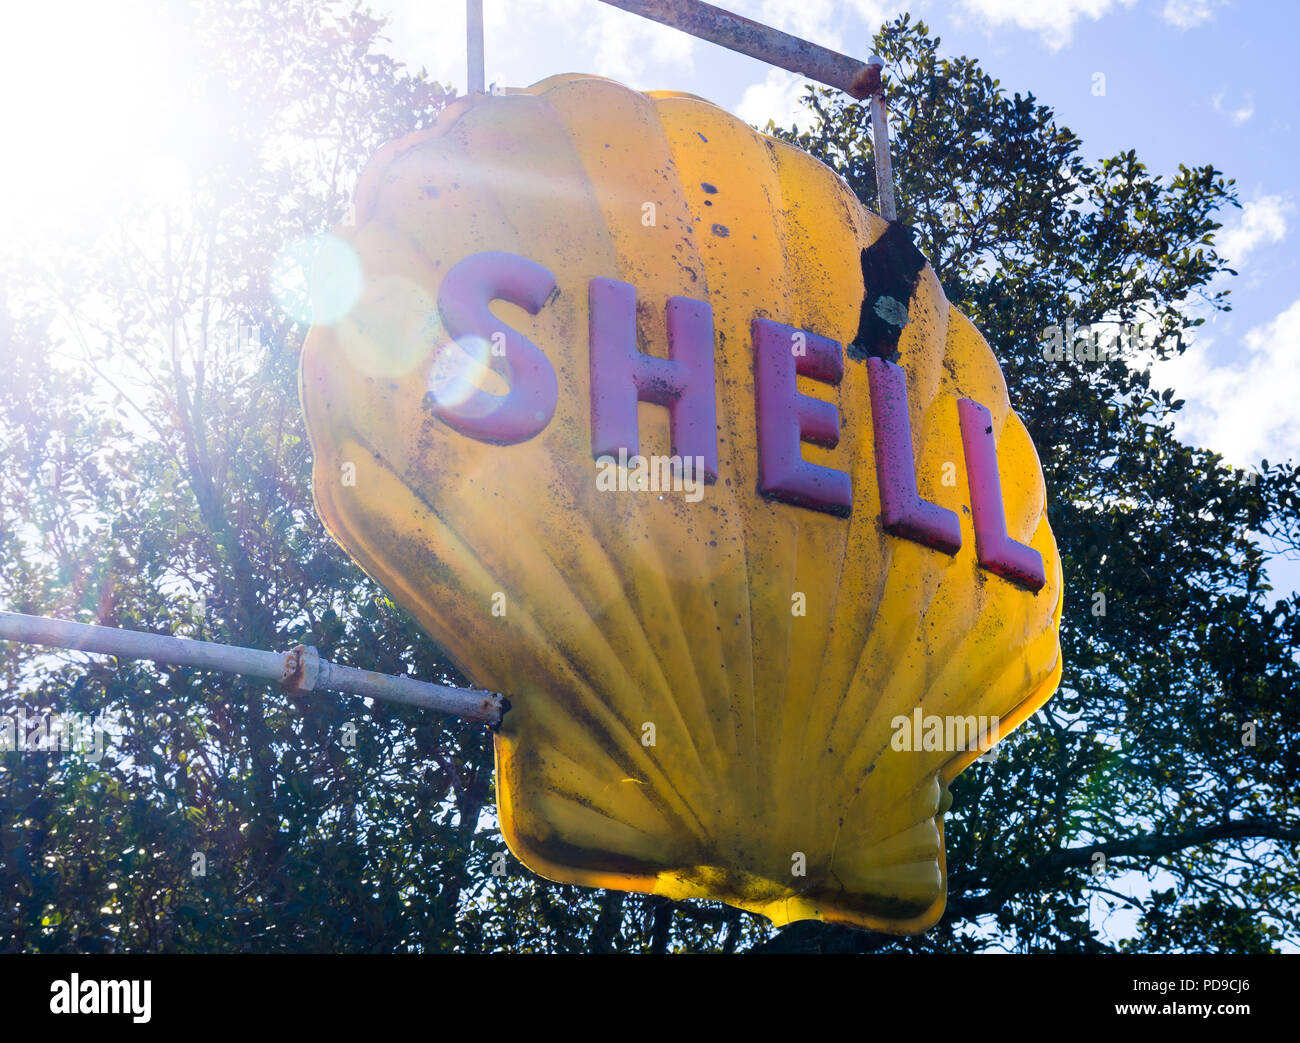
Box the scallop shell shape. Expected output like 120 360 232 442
299 74 1063 933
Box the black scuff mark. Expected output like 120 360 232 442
847 220 927 364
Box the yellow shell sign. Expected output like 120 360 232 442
299 74 1063 934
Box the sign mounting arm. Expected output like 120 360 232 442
593 1 897 218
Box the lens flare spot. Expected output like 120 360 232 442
272 234 363 326
428 335 509 409
333 275 442 379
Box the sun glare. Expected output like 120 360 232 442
0 1 185 239
272 234 366 328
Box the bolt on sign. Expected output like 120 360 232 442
299 74 1063 934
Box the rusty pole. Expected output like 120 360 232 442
594 0 898 219
595 0 877 98
0 611 505 726
864 54 897 221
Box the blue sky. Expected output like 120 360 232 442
373 0 1299 594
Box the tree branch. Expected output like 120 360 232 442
947 818 1300 920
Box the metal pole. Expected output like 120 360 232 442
865 54 897 222
0 611 505 726
467 0 485 94
594 1 899 220
595 0 876 98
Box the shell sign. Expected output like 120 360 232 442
299 74 1063 934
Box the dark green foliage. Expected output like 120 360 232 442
0 5 1294 952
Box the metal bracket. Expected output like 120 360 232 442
280 644 321 694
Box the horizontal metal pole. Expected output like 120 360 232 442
596 0 876 98
0 611 505 726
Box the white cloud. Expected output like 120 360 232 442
1162 0 1215 29
724 1 900 130
372 0 696 92
747 1 839 46
1219 195 1291 269
733 1 897 50
571 0 696 82
360 0 468 84
956 0 1137 49
1212 89 1254 124
1151 300 1300 467
736 68 816 130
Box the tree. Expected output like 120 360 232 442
762 15 1299 953
0 4 1295 953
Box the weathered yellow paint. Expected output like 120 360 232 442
299 75 1063 934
